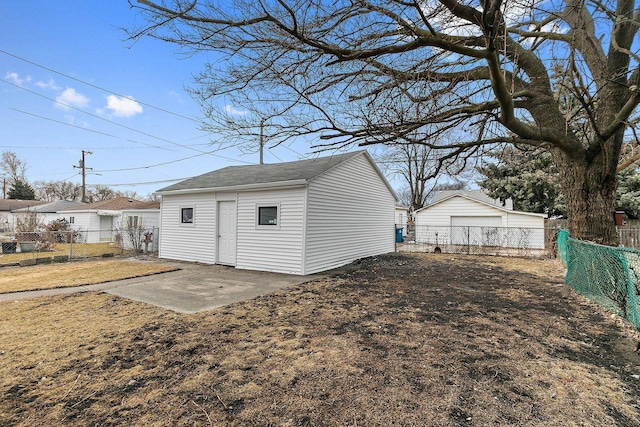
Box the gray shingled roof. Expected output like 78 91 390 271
15 200 85 213
0 199 46 212
157 151 363 193
60 197 160 211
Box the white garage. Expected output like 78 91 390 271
156 151 398 275
414 190 547 249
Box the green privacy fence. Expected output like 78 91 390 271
557 229 640 328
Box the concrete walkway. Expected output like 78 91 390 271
0 261 323 314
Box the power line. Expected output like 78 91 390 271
2 78 253 164
93 149 230 173
0 48 199 123
1 50 307 161
1 79 171 151
10 108 133 142
10 107 212 149
98 177 191 187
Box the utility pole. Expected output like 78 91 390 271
73 150 92 202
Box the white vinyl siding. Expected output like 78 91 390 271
60 212 92 232
159 193 217 264
504 212 546 249
35 212 66 226
157 152 398 275
450 216 502 246
56 211 103 243
304 154 395 275
235 188 305 274
415 195 546 249
120 209 160 229
451 216 502 228
415 197 507 227
505 211 545 228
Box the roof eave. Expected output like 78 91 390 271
155 179 309 196
416 193 547 218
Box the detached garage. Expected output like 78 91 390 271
414 190 546 249
156 151 397 275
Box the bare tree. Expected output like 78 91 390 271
88 185 117 203
379 145 434 211
131 0 640 244
114 214 149 252
378 143 470 211
1 151 27 187
33 180 82 202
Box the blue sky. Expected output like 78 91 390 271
0 2 353 198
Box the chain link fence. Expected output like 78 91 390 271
0 227 159 267
396 224 555 257
557 229 640 328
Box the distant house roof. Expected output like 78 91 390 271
59 197 160 212
156 151 396 198
0 199 46 212
433 190 513 210
121 201 161 211
15 200 85 213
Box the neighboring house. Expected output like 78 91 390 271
414 190 546 249
58 197 160 244
14 200 85 226
0 199 46 232
156 151 397 275
120 202 161 251
395 205 411 236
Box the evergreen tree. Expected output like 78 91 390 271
477 146 565 216
616 165 640 219
8 180 36 200
478 147 640 219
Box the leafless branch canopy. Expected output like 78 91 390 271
129 0 640 168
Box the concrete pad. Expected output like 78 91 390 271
89 262 320 313
0 261 322 313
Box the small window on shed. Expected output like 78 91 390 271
181 207 194 224
258 206 278 226
69 216 75 224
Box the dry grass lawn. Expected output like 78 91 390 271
0 260 180 293
1 253 639 426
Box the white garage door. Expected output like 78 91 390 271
450 216 502 245
451 216 502 227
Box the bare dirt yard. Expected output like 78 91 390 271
1 253 639 426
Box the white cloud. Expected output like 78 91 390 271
35 78 60 90
104 95 143 117
167 90 186 105
5 72 31 86
224 104 248 116
55 87 90 109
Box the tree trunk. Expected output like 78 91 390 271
554 149 618 245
